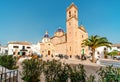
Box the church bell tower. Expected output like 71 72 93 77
66 3 79 55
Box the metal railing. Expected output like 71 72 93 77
99 59 120 68
0 66 18 82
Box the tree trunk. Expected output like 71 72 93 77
91 49 96 63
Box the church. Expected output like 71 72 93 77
40 3 88 57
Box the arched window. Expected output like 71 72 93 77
74 11 76 13
48 50 50 55
69 11 71 17
74 11 76 17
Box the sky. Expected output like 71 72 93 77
0 0 120 45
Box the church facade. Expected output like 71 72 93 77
40 3 88 57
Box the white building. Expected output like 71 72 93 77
8 41 41 56
31 42 41 55
95 46 108 59
8 41 32 55
95 44 120 59
109 44 120 52
0 46 8 55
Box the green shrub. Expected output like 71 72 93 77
0 55 18 69
86 74 96 82
56 63 70 82
69 64 86 82
44 59 62 82
97 65 120 82
20 58 120 82
44 59 70 82
21 59 44 82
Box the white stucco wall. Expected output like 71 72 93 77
31 43 40 55
8 44 31 55
0 46 8 55
95 46 120 59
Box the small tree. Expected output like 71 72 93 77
21 59 44 82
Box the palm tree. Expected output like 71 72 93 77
82 35 112 63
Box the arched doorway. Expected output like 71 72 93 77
48 50 50 55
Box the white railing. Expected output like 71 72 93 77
0 66 18 82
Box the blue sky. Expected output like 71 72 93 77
0 0 120 45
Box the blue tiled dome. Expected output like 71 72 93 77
44 34 49 38
43 31 49 38
56 28 64 33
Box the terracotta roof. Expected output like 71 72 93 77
111 44 120 47
79 25 87 33
8 41 31 45
0 46 8 48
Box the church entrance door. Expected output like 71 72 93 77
48 50 50 55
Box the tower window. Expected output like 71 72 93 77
69 22 71 25
75 32 77 36
69 11 71 17
74 11 76 17
70 46 71 51
82 35 84 38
